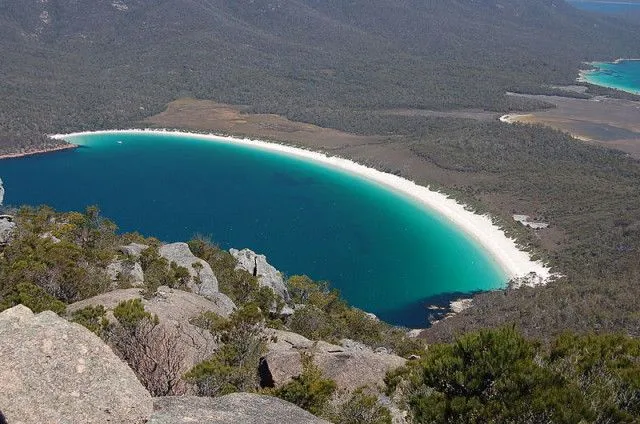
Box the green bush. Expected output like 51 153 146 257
271 353 337 416
333 389 392 424
0 282 66 314
113 298 158 332
387 327 640 423
287 275 425 356
186 304 268 396
71 305 108 336
548 333 640 422
0 206 114 305
139 245 192 296
188 238 265 307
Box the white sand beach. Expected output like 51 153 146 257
499 114 532 124
52 129 552 286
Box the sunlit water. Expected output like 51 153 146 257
0 131 506 327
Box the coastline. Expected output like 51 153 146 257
577 59 640 95
0 143 77 160
51 129 552 285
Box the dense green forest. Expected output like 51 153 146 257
2 0 640 154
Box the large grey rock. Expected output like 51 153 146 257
120 242 149 258
0 216 16 245
0 177 4 205
0 305 153 424
261 329 406 393
106 259 145 286
230 248 289 301
68 287 236 394
160 242 219 297
150 393 330 424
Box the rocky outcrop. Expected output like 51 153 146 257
513 214 549 230
106 259 145 286
260 329 406 393
120 242 149 258
150 393 330 424
0 215 15 245
104 243 148 287
230 248 289 302
160 242 219 297
0 305 153 424
68 287 236 394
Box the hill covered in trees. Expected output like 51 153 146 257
1 0 640 153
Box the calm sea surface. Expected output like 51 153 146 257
580 59 640 95
0 131 505 327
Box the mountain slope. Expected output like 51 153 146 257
1 0 639 151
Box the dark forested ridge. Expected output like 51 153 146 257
2 0 640 153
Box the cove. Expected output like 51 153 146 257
0 131 506 327
579 59 640 95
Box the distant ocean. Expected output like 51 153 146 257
567 0 640 14
579 59 640 95
0 131 506 327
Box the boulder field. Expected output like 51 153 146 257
0 305 337 423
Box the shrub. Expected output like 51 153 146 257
187 238 264 307
186 304 268 396
71 305 108 336
0 282 66 314
386 327 640 423
286 275 425 356
333 389 392 424
271 353 337 416
107 299 184 396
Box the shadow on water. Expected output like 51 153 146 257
377 289 486 328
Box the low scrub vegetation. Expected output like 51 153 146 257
386 327 640 423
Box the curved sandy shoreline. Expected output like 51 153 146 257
51 128 551 285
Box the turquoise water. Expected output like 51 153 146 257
581 60 640 95
0 131 506 327
568 1 640 14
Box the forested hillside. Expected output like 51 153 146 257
1 0 640 153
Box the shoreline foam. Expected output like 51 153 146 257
51 128 552 285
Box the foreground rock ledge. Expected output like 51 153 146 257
0 305 153 424
149 393 330 424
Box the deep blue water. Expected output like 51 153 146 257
0 131 506 327
567 1 640 14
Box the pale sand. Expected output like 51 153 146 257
52 129 552 285
499 114 533 124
